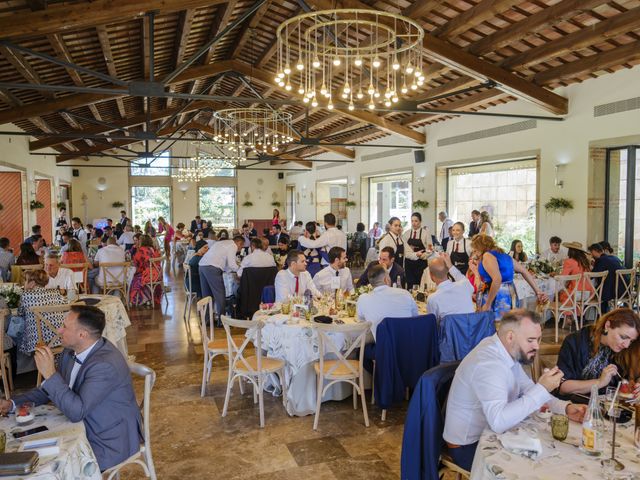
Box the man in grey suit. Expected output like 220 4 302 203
0 305 142 471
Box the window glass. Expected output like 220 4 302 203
131 186 171 226
199 187 236 228
130 151 171 176
367 172 412 229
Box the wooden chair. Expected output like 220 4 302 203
15 264 42 284
197 297 228 397
220 316 286 428
100 262 131 308
183 264 198 322
531 343 562 383
30 304 71 386
542 274 581 343
145 257 167 307
439 455 470 480
0 308 14 399
579 271 608 325
312 320 370 430
614 268 636 309
60 262 90 293
103 362 157 480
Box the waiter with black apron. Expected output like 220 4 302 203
402 212 433 288
378 216 427 285
446 222 472 274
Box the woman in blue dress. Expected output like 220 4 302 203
472 235 547 318
299 221 325 277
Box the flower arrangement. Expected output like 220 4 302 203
412 200 429 209
544 197 573 215
111 201 125 208
350 284 373 300
271 201 281 207
29 200 44 210
242 201 254 207
528 258 555 276
0 284 22 309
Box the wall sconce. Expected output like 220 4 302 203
96 177 108 199
301 185 307 198
178 182 189 199
554 165 565 189
416 174 426 194
348 178 356 197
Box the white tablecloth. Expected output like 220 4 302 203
78 294 130 356
251 311 361 416
471 411 640 480
0 404 101 479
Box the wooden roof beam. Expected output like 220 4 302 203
96 26 126 118
0 45 54 100
432 0 523 39
203 0 239 65
270 157 312 169
230 0 272 59
167 9 197 108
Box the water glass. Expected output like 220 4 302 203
346 301 356 318
551 414 569 441
281 301 291 315
0 431 5 453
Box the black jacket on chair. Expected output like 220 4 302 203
238 267 278 319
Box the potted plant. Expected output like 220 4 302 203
112 201 125 208
56 201 66 209
412 200 429 209
30 200 44 210
544 197 573 215
271 201 281 208
345 200 357 208
242 201 254 207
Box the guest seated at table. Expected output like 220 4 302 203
91 237 126 294
588 242 625 314
508 239 528 263
598 240 614 255
443 309 587 471
17 270 67 353
426 253 474 321
0 305 143 471
558 242 594 306
130 235 162 307
349 222 368 259
117 225 136 251
557 308 640 399
540 236 568 264
24 225 44 245
277 235 290 257
358 247 406 289
44 254 76 293
289 220 304 244
190 215 204 233
101 226 114 245
114 223 124 240
268 224 282 245
218 228 229 241
0 237 15 282
313 246 354 295
129 233 142 258
185 241 209 297
61 239 89 272
59 231 73 252
16 242 40 266
356 264 417 342
274 250 322 302
31 235 46 258
237 237 276 277
298 221 325 277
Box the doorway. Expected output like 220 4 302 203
286 185 296 227
316 178 347 227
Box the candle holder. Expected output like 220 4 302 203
601 405 625 471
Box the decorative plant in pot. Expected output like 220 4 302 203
345 200 357 208
30 200 44 210
112 201 125 208
412 200 429 209
271 201 281 208
242 201 254 207
56 201 66 209
544 197 573 215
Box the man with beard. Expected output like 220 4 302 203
443 309 587 471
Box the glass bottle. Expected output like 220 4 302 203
580 384 605 456
396 275 401 288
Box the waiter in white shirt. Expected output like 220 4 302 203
199 236 244 322
71 217 88 254
274 250 322 302
426 253 474 320
438 211 453 244
443 309 586 471
297 213 347 263
237 238 276 277
378 217 428 272
402 212 433 289
44 254 76 293
445 222 473 275
313 246 354 295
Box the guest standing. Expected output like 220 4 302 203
438 211 453 244
297 213 347 254
272 208 280 226
478 211 494 237
157 217 174 266
0 237 15 281
468 210 481 237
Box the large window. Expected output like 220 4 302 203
199 187 236 228
131 186 171 226
130 151 171 176
605 146 640 267
368 172 412 228
448 158 537 254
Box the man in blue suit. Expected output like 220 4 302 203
588 243 624 313
0 305 142 471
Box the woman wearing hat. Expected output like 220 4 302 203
558 241 594 305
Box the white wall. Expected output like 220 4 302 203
286 65 640 250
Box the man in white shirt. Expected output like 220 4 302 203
199 236 244 322
378 217 428 268
116 225 135 250
540 236 568 264
274 250 322 302
356 264 418 342
438 211 453 244
288 221 304 242
443 309 587 471
297 213 347 258
237 238 276 277
91 237 126 293
313 246 354 295
426 253 474 320
71 217 88 254
44 254 76 292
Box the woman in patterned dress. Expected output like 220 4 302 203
129 235 163 306
299 221 324 277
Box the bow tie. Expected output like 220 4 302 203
72 353 83 365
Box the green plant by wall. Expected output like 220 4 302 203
242 201 254 207
30 200 44 210
345 200 357 208
412 200 429 209
544 197 573 214
112 201 125 208
271 201 281 207
56 201 66 209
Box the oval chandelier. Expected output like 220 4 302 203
173 155 238 182
274 9 425 110
208 108 294 154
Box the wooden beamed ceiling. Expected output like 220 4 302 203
0 0 636 164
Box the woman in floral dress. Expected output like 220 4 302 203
129 235 162 306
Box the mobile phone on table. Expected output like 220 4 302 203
12 426 48 439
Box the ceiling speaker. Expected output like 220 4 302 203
414 150 425 163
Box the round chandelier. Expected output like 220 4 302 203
208 108 294 154
274 9 425 110
173 155 238 183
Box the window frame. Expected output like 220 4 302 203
197 185 237 229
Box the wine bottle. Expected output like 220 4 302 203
580 384 605 456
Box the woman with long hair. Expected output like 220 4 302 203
473 234 546 317
129 234 162 306
272 208 280 226
61 239 89 272
508 239 528 263
299 221 323 277
558 308 640 396
157 216 174 267
16 243 40 266
478 211 494 237
558 242 594 306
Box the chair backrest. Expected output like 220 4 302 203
0 307 8 364
128 362 155 449
148 257 165 285
615 268 636 305
60 263 89 291
220 315 264 375
553 274 583 310
184 264 193 295
239 267 278 318
438 311 496 363
260 285 275 304
101 262 130 287
29 304 71 351
580 271 608 305
531 343 562 383
197 297 215 347
313 320 370 379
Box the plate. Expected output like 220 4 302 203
76 297 101 306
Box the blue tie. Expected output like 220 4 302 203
72 353 83 365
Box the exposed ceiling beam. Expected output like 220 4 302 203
0 45 54 99
270 156 312 168
432 0 523 39
230 0 272 59
95 25 126 118
142 16 151 80
401 1 443 20
167 9 196 108
0 0 228 40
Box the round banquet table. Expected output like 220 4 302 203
513 274 558 308
251 309 364 417
470 411 640 480
77 294 130 356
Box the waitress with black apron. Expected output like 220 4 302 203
378 217 426 285
403 212 432 289
446 221 471 274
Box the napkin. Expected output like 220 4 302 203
498 431 543 460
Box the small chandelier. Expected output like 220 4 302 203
208 108 294 155
275 9 425 110
173 155 238 182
